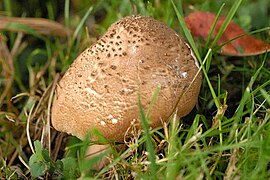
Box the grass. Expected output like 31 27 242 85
1 0 270 179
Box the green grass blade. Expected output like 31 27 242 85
146 85 161 118
170 0 200 60
166 113 180 180
138 95 157 179
200 49 220 108
3 0 12 16
204 3 225 49
211 0 243 47
46 2 55 20
184 115 200 145
253 79 270 95
260 89 270 106
72 6 93 42
64 0 70 30
170 1 220 109
229 55 266 141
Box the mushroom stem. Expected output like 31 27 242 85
85 144 126 171
85 144 111 171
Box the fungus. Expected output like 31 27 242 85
51 15 202 166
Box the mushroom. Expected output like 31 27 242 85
51 15 202 158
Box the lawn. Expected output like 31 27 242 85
0 0 270 179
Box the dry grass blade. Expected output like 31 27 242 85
0 16 70 37
41 74 60 155
224 149 240 179
10 32 25 58
0 35 14 109
26 103 36 154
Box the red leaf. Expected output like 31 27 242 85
184 11 270 56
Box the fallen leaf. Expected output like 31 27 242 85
184 11 270 56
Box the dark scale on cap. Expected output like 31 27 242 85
101 39 106 43
110 65 117 70
98 62 105 67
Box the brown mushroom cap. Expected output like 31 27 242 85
51 15 202 141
